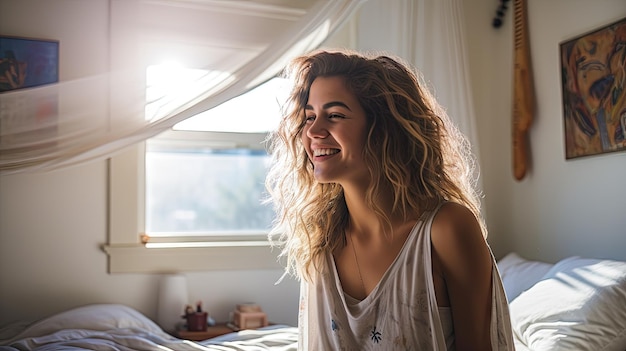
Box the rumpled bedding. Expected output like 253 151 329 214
0 304 297 351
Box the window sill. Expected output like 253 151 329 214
102 243 283 273
107 145 284 274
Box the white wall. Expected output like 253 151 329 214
1 0 626 329
464 0 626 263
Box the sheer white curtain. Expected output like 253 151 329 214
0 0 365 175
357 0 481 169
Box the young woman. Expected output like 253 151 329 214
266 50 514 350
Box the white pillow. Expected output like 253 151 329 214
510 256 626 351
6 304 165 343
497 252 553 302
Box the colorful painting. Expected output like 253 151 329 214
560 17 626 159
0 36 59 92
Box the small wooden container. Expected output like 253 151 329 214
233 303 268 329
186 312 208 331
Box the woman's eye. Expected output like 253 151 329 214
329 113 344 119
305 115 315 123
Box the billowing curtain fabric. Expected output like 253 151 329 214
412 0 481 162
0 0 365 175
357 0 481 172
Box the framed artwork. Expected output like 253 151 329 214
0 36 59 150
560 17 626 159
0 36 59 92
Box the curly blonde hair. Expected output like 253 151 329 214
265 49 483 281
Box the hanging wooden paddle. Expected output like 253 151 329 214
512 0 535 181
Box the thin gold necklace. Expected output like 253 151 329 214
347 231 366 298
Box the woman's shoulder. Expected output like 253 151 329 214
429 202 487 259
433 202 480 230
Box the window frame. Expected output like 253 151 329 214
103 130 282 274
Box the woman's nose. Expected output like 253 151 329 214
306 117 329 139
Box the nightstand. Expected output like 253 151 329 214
175 323 235 341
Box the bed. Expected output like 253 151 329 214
0 253 625 350
0 304 298 351
498 252 626 351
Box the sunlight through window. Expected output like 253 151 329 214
146 61 289 132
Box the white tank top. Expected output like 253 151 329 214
297 205 514 350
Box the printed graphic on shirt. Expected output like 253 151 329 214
370 326 382 343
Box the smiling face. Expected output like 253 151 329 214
301 76 369 186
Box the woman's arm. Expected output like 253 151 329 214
431 202 494 351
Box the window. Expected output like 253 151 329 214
145 133 273 236
144 130 274 248
103 65 289 273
